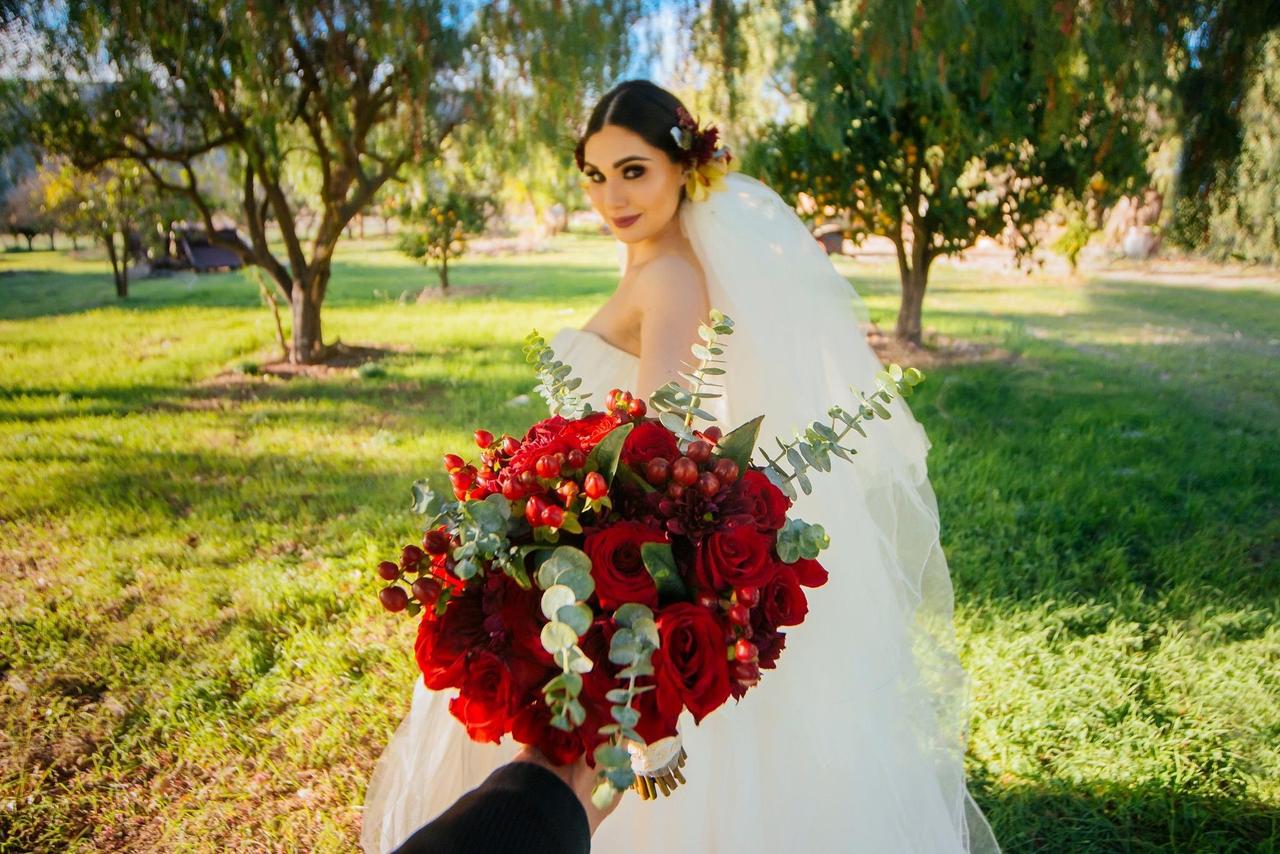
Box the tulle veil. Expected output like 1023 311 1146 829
361 171 999 853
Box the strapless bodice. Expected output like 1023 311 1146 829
547 327 640 406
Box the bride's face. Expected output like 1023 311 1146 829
581 124 687 243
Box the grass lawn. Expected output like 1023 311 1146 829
1 237 1277 852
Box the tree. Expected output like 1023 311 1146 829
44 160 152 297
398 187 492 295
13 0 647 363
742 0 1155 346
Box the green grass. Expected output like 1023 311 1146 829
1 238 1277 851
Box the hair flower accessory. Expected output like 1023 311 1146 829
671 106 736 202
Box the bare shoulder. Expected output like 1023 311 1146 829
629 254 707 313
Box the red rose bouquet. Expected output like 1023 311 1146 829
374 311 922 807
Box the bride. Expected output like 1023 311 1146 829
362 79 999 853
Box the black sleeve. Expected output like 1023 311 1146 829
391 761 591 854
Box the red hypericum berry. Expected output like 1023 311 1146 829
411 577 441 603
518 470 537 487
584 471 608 500
501 435 521 456
734 638 759 663
557 480 580 503
657 498 675 515
502 479 522 500
666 482 685 500
401 545 425 570
423 529 452 555
702 425 723 444
536 455 561 479
696 593 719 610
712 457 740 485
466 486 486 500
442 453 465 472
671 457 699 487
377 560 400 581
379 586 409 612
686 440 713 465
474 429 494 449
697 471 721 497
645 457 671 486
541 505 565 528
736 586 760 607
627 398 647 418
453 486 468 500
606 389 621 410
566 449 586 470
449 468 475 489
733 661 761 684
525 495 547 526
728 603 751 626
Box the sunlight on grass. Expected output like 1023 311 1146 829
2 238 1277 851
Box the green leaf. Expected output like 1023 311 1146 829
610 705 640 728
541 584 577 620
613 602 655 629
608 629 638 665
594 743 630 768
541 621 578 654
536 546 594 598
585 422 635 484
640 541 690 601
592 782 620 810
557 602 593 636
411 480 448 518
605 688 632 705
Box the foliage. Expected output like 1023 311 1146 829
523 330 594 419
1200 31 1280 265
743 0 1155 345
1050 202 1098 273
648 310 733 443
397 189 491 292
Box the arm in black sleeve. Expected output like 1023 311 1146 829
391 761 591 854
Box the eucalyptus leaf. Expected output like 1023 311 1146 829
613 602 654 629
540 621 578 654
610 705 640 728
541 584 577 620
557 602 593 636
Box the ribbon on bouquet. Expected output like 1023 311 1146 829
627 734 687 800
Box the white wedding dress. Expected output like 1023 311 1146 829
361 173 999 853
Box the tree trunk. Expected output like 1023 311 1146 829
24 234 33 251
49 232 56 250
72 235 80 250
289 280 324 364
895 263 929 346
105 232 129 298
440 256 449 292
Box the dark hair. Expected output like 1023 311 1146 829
574 80 690 179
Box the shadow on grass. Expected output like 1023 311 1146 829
970 774 1280 853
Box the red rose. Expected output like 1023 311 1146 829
693 525 777 592
735 470 790 531
621 421 680 468
567 411 624 453
584 522 667 609
791 556 829 588
416 590 486 690
511 700 585 765
448 651 515 743
653 603 731 724
522 415 569 445
761 566 809 627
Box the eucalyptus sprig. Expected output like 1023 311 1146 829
536 547 597 731
524 331 593 418
648 310 733 444
757 364 925 499
591 602 660 808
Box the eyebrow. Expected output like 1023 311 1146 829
582 155 651 170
